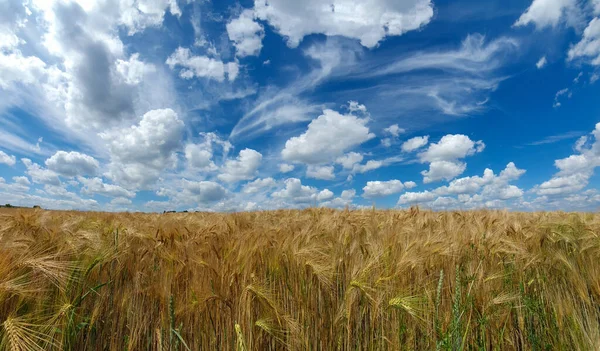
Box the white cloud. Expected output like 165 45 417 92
352 160 384 174
227 9 264 57
0 190 98 211
22 158 60 186
398 190 435 204
535 173 588 195
532 123 600 197
396 162 526 209
362 180 406 198
536 55 547 69
568 17 600 66
435 169 495 195
110 197 132 206
154 179 229 207
218 149 262 183
242 177 277 194
336 152 364 169
419 134 485 162
342 189 356 200
101 108 184 189
306 165 335 180
381 124 406 147
320 188 356 208
254 0 434 48
271 178 317 203
0 177 29 193
281 107 375 164
404 181 417 189
418 134 485 183
0 51 47 91
384 124 405 137
180 180 227 203
381 138 393 147
352 34 519 119
514 0 576 28
115 53 156 85
402 136 429 152
117 0 181 34
166 47 239 81
45 151 100 177
279 164 295 173
0 150 16 166
533 123 600 196
185 144 216 171
421 160 467 184
185 132 232 171
553 87 571 108
12 176 30 186
316 189 334 201
78 177 136 198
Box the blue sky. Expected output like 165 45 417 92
1 0 600 212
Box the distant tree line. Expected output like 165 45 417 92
0 204 42 209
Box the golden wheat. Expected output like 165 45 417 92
0 207 599 350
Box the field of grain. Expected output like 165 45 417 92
1 208 599 350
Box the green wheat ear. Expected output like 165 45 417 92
435 269 444 342
452 265 463 350
235 323 247 351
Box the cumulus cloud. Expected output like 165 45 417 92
78 177 136 198
185 144 216 171
242 177 277 194
115 53 156 85
319 189 356 208
381 124 405 146
404 181 417 189
306 165 335 180
362 180 407 198
402 136 429 152
0 0 183 156
184 133 231 172
419 134 485 162
336 152 364 169
0 177 29 193
22 159 60 186
352 160 385 174
421 161 467 184
218 149 262 183
418 134 485 183
532 124 600 196
110 197 132 206
384 124 405 137
254 0 434 48
227 9 264 57
180 180 227 203
101 108 184 189
316 189 334 201
568 17 600 66
514 0 577 28
271 178 318 204
0 151 16 166
398 162 525 208
45 151 99 177
281 107 375 164
279 164 295 173
12 176 30 186
398 190 435 204
166 47 239 81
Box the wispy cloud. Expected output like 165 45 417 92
231 34 519 142
525 131 585 146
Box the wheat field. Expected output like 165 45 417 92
0 208 599 350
